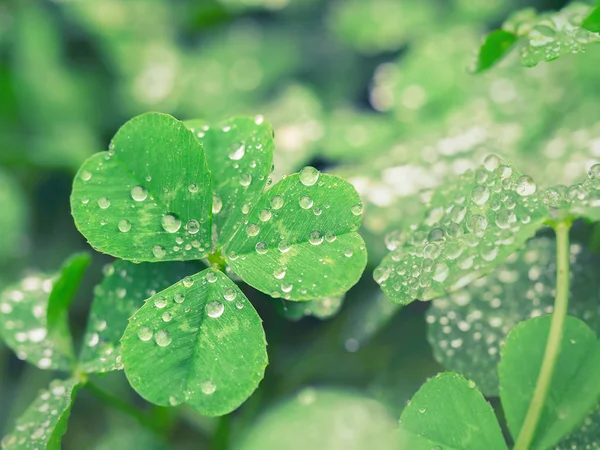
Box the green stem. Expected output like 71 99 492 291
513 221 571 450
85 381 165 434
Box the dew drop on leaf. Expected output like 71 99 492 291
228 142 246 160
256 242 268 254
80 170 92 181
299 166 319 186
137 327 153 341
258 209 272 222
162 312 172 322
206 301 224 318
182 276 194 288
309 231 324 245
223 289 236 301
299 195 314 209
152 245 166 258
246 223 260 236
118 220 131 233
188 184 199 194
154 296 167 308
186 220 200 235
270 195 284 210
161 214 182 233
278 240 291 253
351 203 363 215
154 330 172 347
174 293 185 304
131 186 148 202
201 380 216 395
212 195 223 214
205 271 217 283
515 175 536 196
98 197 111 209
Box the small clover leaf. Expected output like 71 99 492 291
184 117 274 247
239 388 398 450
477 2 600 71
500 315 600 449
120 268 267 416
0 253 90 371
427 237 600 396
226 171 367 300
79 260 197 374
397 372 508 450
375 157 549 305
1 378 80 450
71 112 213 262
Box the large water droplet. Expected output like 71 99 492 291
246 223 260 236
206 301 224 318
206 271 217 283
224 289 236 301
278 240 291 253
98 197 111 209
186 220 200 235
212 195 223 214
201 380 216 395
309 231 324 245
515 175 536 196
131 186 148 202
299 166 319 186
154 296 167 308
182 276 194 288
155 330 172 347
162 214 182 233
299 196 313 209
259 209 272 222
137 327 153 341
80 170 92 181
118 220 131 233
271 195 284 210
153 246 166 258
256 242 268 254
228 142 246 160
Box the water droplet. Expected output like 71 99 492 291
212 195 223 214
273 267 286 279
206 301 224 318
254 115 264 125
153 246 166 258
483 154 501 171
188 184 199 194
246 223 260 236
228 142 246 160
174 293 185 304
471 186 490 205
154 296 167 308
201 380 216 395
299 195 313 209
162 214 182 233
131 186 148 202
258 209 272 222
325 231 337 242
138 327 153 341
98 197 110 209
299 166 319 186
155 330 172 347
344 248 353 257
118 220 131 232
281 282 293 293
224 289 236 301
80 170 92 181
309 231 323 245
278 240 291 253
206 272 218 283
351 203 363 215
432 263 449 283
186 220 200 235
588 164 600 189
162 312 172 322
183 276 194 288
515 175 536 196
271 195 284 209
256 242 268 254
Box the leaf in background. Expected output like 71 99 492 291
278 294 344 321
500 315 600 448
0 252 92 370
475 29 518 72
0 168 27 263
71 112 212 262
398 372 507 449
121 268 267 416
582 4 600 33
79 260 197 374
1 378 79 450
375 157 549 305
427 237 600 396
555 403 600 450
554 163 600 222
239 388 398 450
185 116 274 246
226 170 367 300
501 3 600 68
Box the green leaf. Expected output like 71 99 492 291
278 294 344 321
239 388 398 450
501 3 600 68
582 4 600 33
47 252 90 336
375 158 549 305
121 268 267 416
500 315 600 448
184 116 274 246
398 372 508 449
427 237 600 396
227 171 367 300
1 378 80 450
70 112 213 262
0 253 92 370
79 260 197 374
475 29 518 73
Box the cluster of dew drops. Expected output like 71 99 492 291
131 271 242 397
509 3 600 65
374 155 543 298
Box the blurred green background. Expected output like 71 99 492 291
1 0 600 448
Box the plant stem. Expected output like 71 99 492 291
85 381 165 433
513 220 571 450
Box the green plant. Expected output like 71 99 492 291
376 156 600 448
0 112 367 447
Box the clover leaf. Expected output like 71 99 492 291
0 253 90 371
120 268 267 416
397 372 508 449
427 237 600 396
500 315 600 449
79 260 198 374
477 2 600 71
1 379 80 450
375 157 549 305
